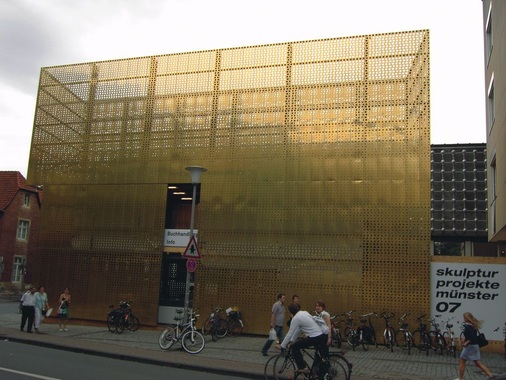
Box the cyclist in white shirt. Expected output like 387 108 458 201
276 303 327 375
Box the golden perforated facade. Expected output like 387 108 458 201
27 30 430 330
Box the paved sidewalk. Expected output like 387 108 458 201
0 303 504 380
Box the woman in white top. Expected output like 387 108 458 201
34 286 49 333
315 300 332 352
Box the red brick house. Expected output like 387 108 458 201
0 171 42 289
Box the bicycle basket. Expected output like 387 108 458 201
230 311 241 319
226 307 240 319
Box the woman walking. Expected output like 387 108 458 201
34 286 49 333
456 312 494 380
57 287 71 332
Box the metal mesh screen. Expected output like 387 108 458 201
28 30 430 330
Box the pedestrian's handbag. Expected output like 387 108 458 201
477 330 488 348
269 328 277 340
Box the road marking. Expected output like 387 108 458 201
0 366 61 380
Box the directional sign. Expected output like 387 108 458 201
186 258 197 273
182 235 201 259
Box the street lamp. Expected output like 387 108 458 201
183 165 207 323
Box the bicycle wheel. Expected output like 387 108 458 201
436 333 446 355
316 354 349 380
383 328 394 352
106 316 116 333
263 354 278 380
227 318 243 337
369 328 378 348
395 330 409 351
202 318 212 335
115 316 125 334
406 332 412 355
213 318 228 339
358 328 368 351
158 326 177 350
181 330 205 354
331 328 342 348
272 354 297 380
412 330 424 351
126 315 140 331
443 332 457 358
423 332 431 356
345 328 357 350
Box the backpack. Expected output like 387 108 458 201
312 313 329 334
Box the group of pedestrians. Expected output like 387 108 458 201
261 293 332 375
19 286 72 333
261 294 497 379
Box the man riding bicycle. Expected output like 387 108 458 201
275 303 327 375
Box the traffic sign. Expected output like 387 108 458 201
182 235 201 259
186 258 197 272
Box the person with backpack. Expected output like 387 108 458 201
456 312 494 380
275 303 327 375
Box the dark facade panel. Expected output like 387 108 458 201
431 144 487 239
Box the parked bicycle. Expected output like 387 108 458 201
429 315 446 355
330 314 345 348
380 312 396 352
395 313 414 355
344 310 361 351
412 314 432 356
106 301 140 334
264 343 352 379
493 323 505 359
158 308 205 354
201 307 228 341
442 316 457 358
224 306 244 337
357 312 377 350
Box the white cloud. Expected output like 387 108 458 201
0 0 487 175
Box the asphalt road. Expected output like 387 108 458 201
0 339 249 380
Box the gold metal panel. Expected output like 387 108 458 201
28 30 430 331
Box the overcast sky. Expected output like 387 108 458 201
0 0 486 177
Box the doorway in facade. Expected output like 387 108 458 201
158 183 200 324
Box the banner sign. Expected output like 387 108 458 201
431 262 506 339
164 229 198 248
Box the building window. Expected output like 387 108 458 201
433 241 463 256
487 74 494 133
17 220 29 241
485 2 493 64
23 193 30 206
11 256 25 283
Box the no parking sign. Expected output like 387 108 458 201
186 258 197 273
